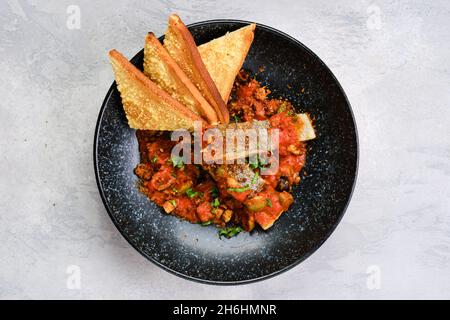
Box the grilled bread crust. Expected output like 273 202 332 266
144 33 219 125
199 24 256 103
109 49 205 131
163 14 230 124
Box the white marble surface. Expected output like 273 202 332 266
1 0 449 299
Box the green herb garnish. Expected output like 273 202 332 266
185 188 199 198
151 155 158 163
227 185 250 193
232 114 241 123
218 226 243 239
249 157 268 170
168 199 177 207
266 198 272 207
169 155 184 168
211 187 219 198
251 171 259 185
211 198 220 207
259 157 268 166
249 160 259 170
201 221 212 226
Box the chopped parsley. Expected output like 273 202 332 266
211 187 219 198
249 157 268 170
168 199 177 207
232 114 241 123
201 221 212 226
211 198 220 207
266 198 273 207
249 161 258 170
185 188 199 198
227 185 250 193
251 171 259 185
151 155 158 163
218 226 243 239
169 155 184 168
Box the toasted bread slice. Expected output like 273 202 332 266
198 24 256 103
163 14 230 124
109 49 205 131
144 33 219 125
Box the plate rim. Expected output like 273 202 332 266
93 19 359 285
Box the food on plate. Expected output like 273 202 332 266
198 23 256 102
134 71 311 231
108 14 316 236
296 113 316 141
144 32 219 124
164 14 230 124
109 49 205 131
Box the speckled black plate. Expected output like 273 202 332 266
94 20 358 284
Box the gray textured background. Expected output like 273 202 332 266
1 0 449 299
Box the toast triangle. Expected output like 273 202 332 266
198 24 256 103
144 33 219 125
163 14 230 124
109 49 205 131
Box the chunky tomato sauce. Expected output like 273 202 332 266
134 71 307 234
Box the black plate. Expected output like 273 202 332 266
94 20 358 284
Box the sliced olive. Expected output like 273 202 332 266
276 176 290 191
